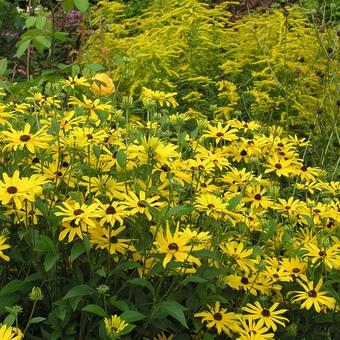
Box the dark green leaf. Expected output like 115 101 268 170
157 300 188 328
127 278 155 296
82 304 107 317
120 310 145 323
62 284 95 300
44 253 59 272
70 241 85 262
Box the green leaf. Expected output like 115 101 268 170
62 284 95 300
34 235 55 253
74 0 89 13
168 205 194 217
15 40 31 58
70 241 85 262
0 58 7 76
180 275 208 287
157 300 188 328
82 304 107 317
30 317 47 324
44 253 59 272
127 278 155 296
34 35 51 50
3 314 15 326
116 150 126 168
35 16 47 30
109 297 129 311
0 280 23 296
62 0 74 11
85 64 105 72
120 310 145 323
227 195 242 210
25 16 36 28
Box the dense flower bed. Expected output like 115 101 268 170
0 70 339 338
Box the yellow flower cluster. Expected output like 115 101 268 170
0 70 338 338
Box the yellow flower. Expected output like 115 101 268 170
56 200 99 230
140 87 178 108
90 225 135 258
122 190 164 221
202 122 238 144
195 193 226 219
303 243 340 270
2 123 51 153
220 241 256 273
290 278 336 312
236 316 274 340
154 224 201 268
242 302 288 331
104 315 128 338
91 73 115 96
0 171 46 210
0 324 23 340
61 76 90 89
0 236 11 261
194 301 240 336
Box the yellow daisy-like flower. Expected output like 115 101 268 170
2 123 51 153
122 190 164 221
236 316 274 339
56 200 99 229
140 87 178 108
242 302 288 331
61 75 90 89
154 224 201 268
104 314 128 338
0 171 46 210
202 122 239 144
220 240 256 273
0 324 23 340
303 242 340 270
195 193 226 219
194 301 240 336
0 236 11 261
290 278 336 312
90 225 135 258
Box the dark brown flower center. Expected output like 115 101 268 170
7 186 18 194
207 203 215 209
308 289 317 298
254 194 262 200
137 200 147 208
74 209 84 216
301 166 308 172
87 134 93 140
168 242 179 252
110 236 118 243
275 163 282 169
213 312 222 321
318 250 326 257
161 165 170 172
261 309 270 317
20 134 31 142
216 132 224 137
240 150 247 156
292 267 300 273
241 277 249 284
106 206 116 215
